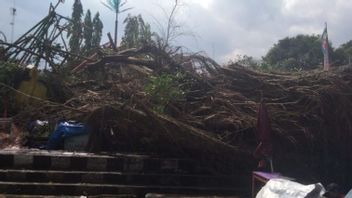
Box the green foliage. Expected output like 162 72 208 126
230 55 260 69
259 61 273 71
82 10 103 55
0 61 20 86
263 34 329 70
121 14 153 49
334 40 352 65
145 73 185 113
83 9 93 55
67 0 83 56
92 12 103 50
0 61 21 115
66 2 103 61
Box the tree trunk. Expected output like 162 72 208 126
115 11 118 48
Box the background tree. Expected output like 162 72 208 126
0 61 21 115
92 12 103 50
67 0 83 56
153 0 184 52
263 34 333 70
230 54 260 69
164 0 179 49
83 9 93 55
121 14 153 49
102 0 132 47
334 40 352 65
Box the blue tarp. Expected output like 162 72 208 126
47 121 87 150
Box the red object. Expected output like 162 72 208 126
254 102 273 159
258 159 266 168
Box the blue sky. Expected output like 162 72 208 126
1 0 351 63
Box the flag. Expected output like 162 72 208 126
254 102 273 171
254 102 273 158
321 22 330 71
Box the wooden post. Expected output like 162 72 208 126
107 32 117 51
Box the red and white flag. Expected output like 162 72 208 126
321 22 330 71
254 102 274 172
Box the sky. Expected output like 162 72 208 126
0 0 351 63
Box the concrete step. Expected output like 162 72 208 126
0 194 136 198
0 181 242 196
0 169 245 188
0 149 201 174
0 149 249 197
145 194 240 198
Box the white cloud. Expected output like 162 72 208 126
288 25 321 36
221 48 246 63
188 0 213 9
1 0 352 63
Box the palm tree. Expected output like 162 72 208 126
101 0 132 47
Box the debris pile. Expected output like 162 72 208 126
10 46 352 187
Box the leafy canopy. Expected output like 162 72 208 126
83 9 93 55
334 40 352 65
68 0 83 56
263 34 328 70
121 14 153 49
92 12 103 50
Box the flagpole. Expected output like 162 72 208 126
323 22 330 71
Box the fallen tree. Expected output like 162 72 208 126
7 45 352 190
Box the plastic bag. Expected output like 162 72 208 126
256 178 325 198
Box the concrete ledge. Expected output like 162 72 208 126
0 149 198 174
0 181 241 196
0 169 245 188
